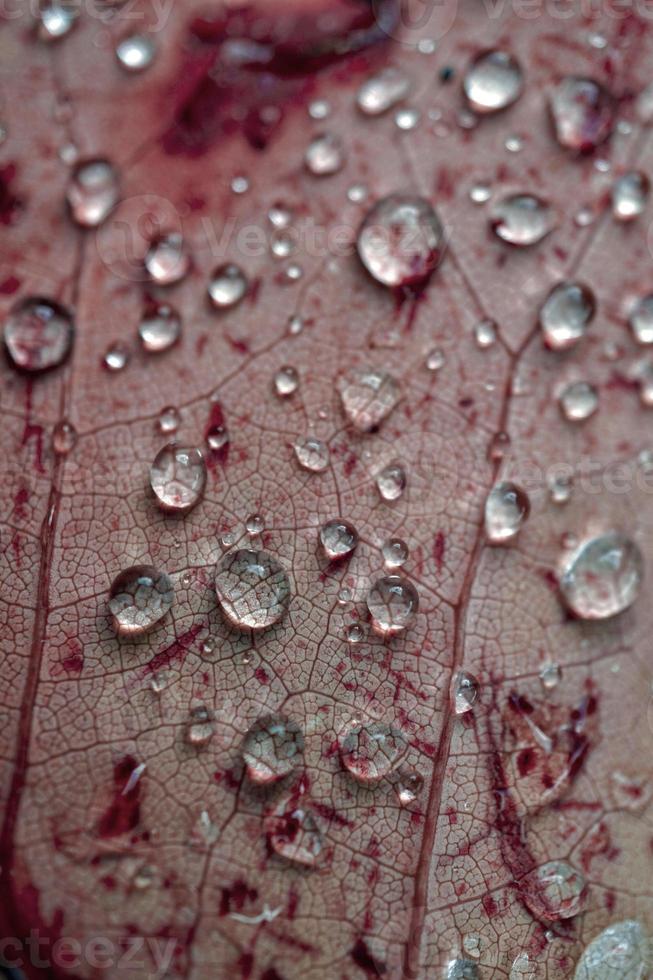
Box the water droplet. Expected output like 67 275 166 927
268 205 292 229
484 482 530 543
103 343 129 372
367 575 419 636
149 444 207 513
629 294 653 344
67 159 119 228
132 864 156 890
446 960 480 980
505 134 524 153
138 302 181 353
230 175 249 194
539 281 596 350
347 183 368 203
304 133 344 176
539 663 562 691
187 704 214 746
395 107 420 131
319 519 358 561
510 952 541 980
376 461 407 501
285 262 303 282
294 436 330 474
339 720 407 782
638 447 653 473
356 67 411 116
463 50 523 114
347 623 364 643
560 531 643 619
548 472 573 504
270 232 294 259
469 183 492 204
491 193 555 246
108 564 174 636
158 406 180 435
245 513 264 535
574 205 595 227
308 98 331 120
206 424 229 451
549 77 615 152
339 367 401 431
59 141 78 165
37 0 78 41
452 672 479 714
264 783 323 867
4 296 74 373
208 263 248 309
52 419 77 455
382 538 409 569
474 318 497 348
242 714 304 784
611 171 649 221
573 920 649 979
273 365 299 397
287 313 304 335
214 549 291 631
201 638 214 656
395 771 423 805
425 347 445 371
559 381 599 422
519 861 587 921
116 33 156 72
144 233 189 286
357 194 444 288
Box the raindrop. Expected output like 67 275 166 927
367 575 419 636
519 861 587 921
376 461 407 501
273 365 299 397
347 623 364 643
491 194 556 246
339 720 407 782
463 50 523 114
474 319 497 348
285 262 303 281
395 771 423 805
452 672 479 714
214 549 291 631
356 66 412 116
629 294 653 344
149 444 207 513
103 343 129 372
611 171 649 221
66 159 119 228
264 784 323 867
505 134 524 152
395 107 420 131
245 513 264 535
59 141 78 164
469 183 492 204
186 704 214 747
573 920 649 979
357 194 444 287
484 481 530 543
347 183 368 203
559 381 599 422
308 98 331 120
208 263 248 309
304 133 345 176
294 437 330 473
268 205 292 229
539 281 596 350
201 638 214 656
108 564 174 636
230 175 249 194
446 960 480 980
548 472 573 505
271 232 294 259
158 406 180 435
3 296 74 373
425 347 445 371
539 663 562 691
241 714 304 784
382 538 409 569
37 0 78 41
116 33 156 72
287 313 304 335
144 233 189 285
138 303 181 353
52 419 77 455
560 531 643 619
574 206 595 227
319 519 358 560
206 424 229 451
549 77 615 152
339 367 401 431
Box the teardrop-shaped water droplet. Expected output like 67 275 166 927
339 720 408 782
367 575 419 636
138 303 181 353
446 960 480 980
242 714 304 784
339 367 401 431
264 784 323 867
463 50 523 114
357 195 444 288
376 461 407 501
304 133 344 176
103 342 129 372
4 296 74 373
611 171 649 221
452 671 479 714
629 294 653 344
116 33 156 72
144 232 189 285
206 424 229 451
158 405 180 435
52 419 77 455
382 538 409 569
187 704 214 747
519 861 587 921
319 519 358 561
149 444 207 513
559 380 599 422
539 281 596 350
573 920 649 980
539 663 562 691
491 194 555 246
37 0 78 41
108 564 174 636
67 159 119 228
215 549 291 631
208 263 248 309
549 77 615 152
294 437 330 473
560 531 643 619
485 481 530 543
356 67 411 116
395 771 423 805
273 365 299 397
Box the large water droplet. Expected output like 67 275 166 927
52 419 77 455
138 303 181 353
339 720 408 782
549 77 615 152
215 549 291 631
187 704 215 746
37 0 78 41
108 564 174 636
539 281 596 350
356 67 411 116
241 714 304 784
208 263 248 309
611 171 649 221
376 461 407 501
573 920 649 980
67 159 119 228
304 133 345 176
339 367 401 431
491 194 555 246
357 194 444 288
264 782 323 867
4 297 74 373
445 960 480 980
149 444 207 513
116 33 156 72
367 575 419 636
559 380 599 422
519 861 587 921
319 520 358 561
273 365 299 397
485 482 530 543
463 50 523 114
452 671 479 714
559 531 643 619
144 233 189 285
629 294 653 344
294 437 330 473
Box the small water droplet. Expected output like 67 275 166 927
270 232 294 259
319 519 358 561
304 133 344 176
463 50 523 114
245 513 264 535
52 419 77 455
491 194 555 246
339 367 401 431
294 437 330 473
138 302 181 353
629 293 653 344
376 461 407 501
395 107 420 131
417 38 437 54
158 406 180 435
539 281 596 350
273 365 299 398
3 297 74 373
485 482 530 544
559 381 599 422
425 347 445 371
367 575 419 636
382 538 409 569
149 444 207 513
215 549 291 631
264 782 323 867
206 424 229 451
287 313 304 336
347 183 368 203
132 864 156 891
285 262 303 281
59 141 78 165
357 195 444 288
560 531 643 619
548 472 573 504
242 714 304 784
339 720 407 782
308 98 331 120
116 33 156 72
144 232 189 286
108 564 174 636
549 77 615 152
446 960 480 980
208 263 248 309
230 175 249 194
611 171 649 221
573 920 649 980
187 704 214 747
395 771 423 805
505 134 524 153
356 67 411 116
452 672 479 714
268 205 292 229
469 183 492 204
37 0 78 41
519 861 587 921
347 623 364 643
220 532 235 550
67 159 119 228
474 318 497 348
201 638 214 656
103 343 129 372
539 663 562 691
574 205 595 227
